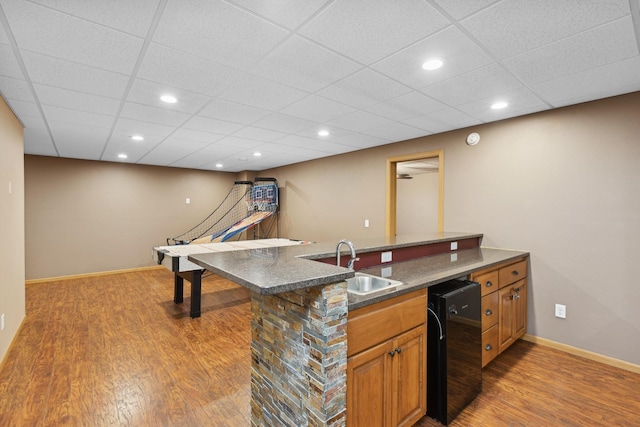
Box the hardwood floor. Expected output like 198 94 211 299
1 269 639 426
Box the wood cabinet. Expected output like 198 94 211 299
347 289 427 427
471 258 528 367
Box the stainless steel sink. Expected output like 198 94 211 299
346 273 403 295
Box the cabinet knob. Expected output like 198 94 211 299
485 281 493 287
514 287 521 293
512 270 519 276
388 351 395 357
395 347 402 354
485 344 493 351
485 309 493 316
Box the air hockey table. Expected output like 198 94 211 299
152 238 308 318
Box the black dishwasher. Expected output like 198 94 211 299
427 279 482 425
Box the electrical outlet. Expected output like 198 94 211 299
555 304 566 319
450 241 458 251
364 219 369 228
381 251 392 263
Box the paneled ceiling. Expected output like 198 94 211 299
1 0 639 172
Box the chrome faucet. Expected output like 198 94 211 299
336 239 360 270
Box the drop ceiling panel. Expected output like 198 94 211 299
329 133 391 149
360 121 426 141
153 0 288 69
137 43 239 96
219 73 308 110
327 110 395 133
3 0 143 75
34 84 120 116
533 56 640 108
316 68 412 109
23 127 57 156
431 0 500 20
234 126 288 142
503 17 638 85
41 104 114 128
422 63 523 106
279 94 356 123
0 43 24 79
109 118 176 142
365 91 447 121
5 99 41 121
1 76 33 103
372 26 494 89
28 0 161 37
455 87 548 122
126 79 213 115
402 107 479 134
300 0 449 64
49 121 111 160
183 116 244 135
227 0 330 30
252 35 361 92
167 128 224 145
120 102 191 127
250 113 317 134
21 51 129 98
198 99 270 125
460 0 630 59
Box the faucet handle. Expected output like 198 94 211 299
347 257 360 269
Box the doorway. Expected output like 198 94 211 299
386 150 444 237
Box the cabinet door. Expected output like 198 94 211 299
498 285 516 352
513 280 527 339
347 341 394 427
394 325 427 427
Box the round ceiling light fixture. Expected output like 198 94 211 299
215 163 223 168
491 101 508 110
422 58 444 71
466 132 480 146
118 153 128 159
160 94 178 103
130 135 144 141
318 130 330 136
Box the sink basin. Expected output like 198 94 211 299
346 273 403 295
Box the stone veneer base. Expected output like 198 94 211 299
250 281 348 426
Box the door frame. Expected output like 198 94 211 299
385 150 444 237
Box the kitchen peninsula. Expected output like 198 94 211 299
188 232 528 426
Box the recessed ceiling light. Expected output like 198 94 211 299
253 152 262 157
318 130 330 136
422 58 444 71
118 153 128 159
215 163 223 168
160 94 177 103
130 135 144 141
491 101 508 110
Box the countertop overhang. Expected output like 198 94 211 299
187 232 528 308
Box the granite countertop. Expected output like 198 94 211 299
187 232 528 309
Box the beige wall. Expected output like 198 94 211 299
261 92 640 366
396 172 439 235
24 156 237 279
0 96 25 363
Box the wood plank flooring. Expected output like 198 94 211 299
1 269 639 426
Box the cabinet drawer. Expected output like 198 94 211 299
499 260 527 288
482 325 499 367
474 270 499 297
481 292 499 331
347 289 426 357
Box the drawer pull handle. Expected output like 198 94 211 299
485 309 493 316
485 281 493 287
512 270 519 276
485 344 493 351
